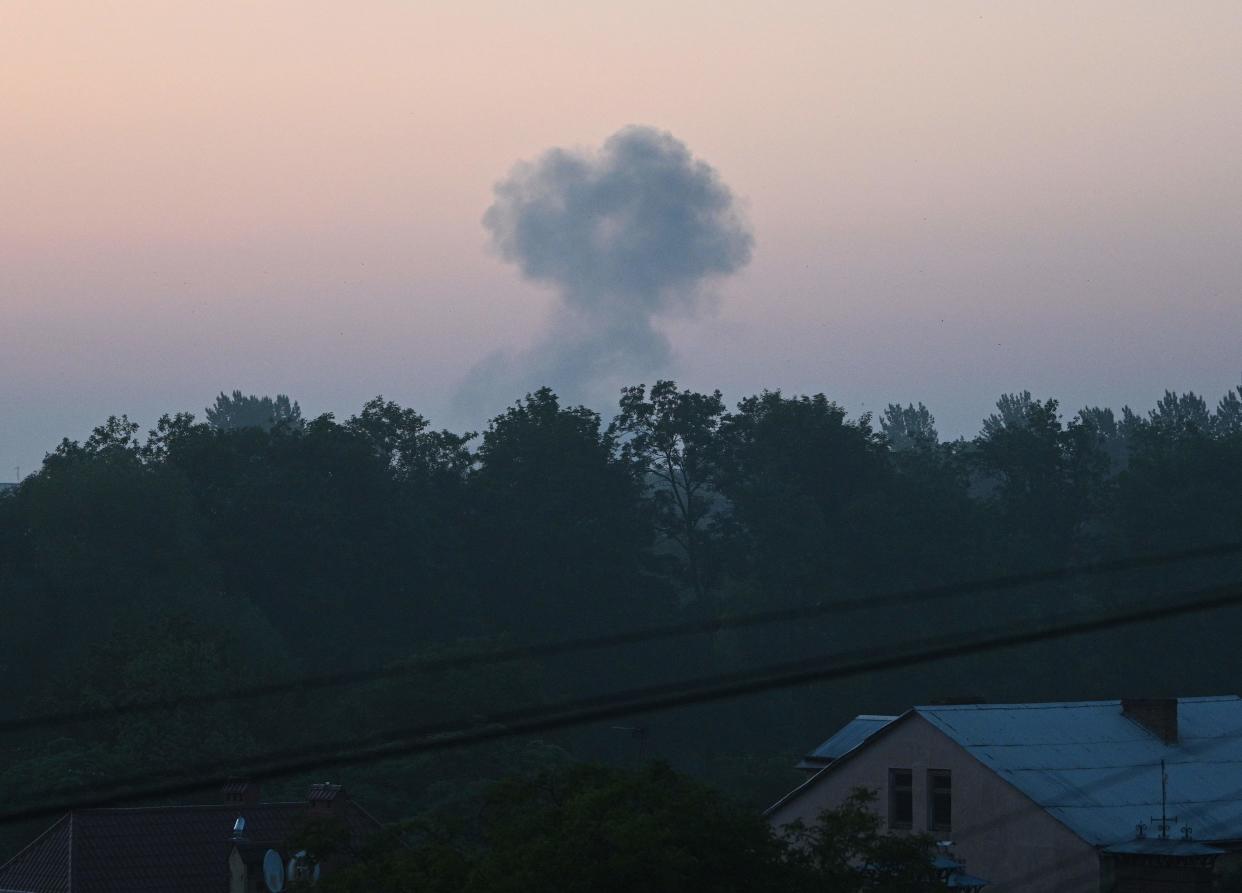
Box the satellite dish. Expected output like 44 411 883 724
263 849 285 892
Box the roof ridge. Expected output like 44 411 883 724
917 700 1122 711
75 801 305 815
916 695 1241 712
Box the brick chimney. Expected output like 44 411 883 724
307 782 347 817
1122 698 1178 744
222 778 261 805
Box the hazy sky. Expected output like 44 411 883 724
4 1 1241 477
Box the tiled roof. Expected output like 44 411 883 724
306 783 342 802
0 815 70 893
219 781 252 799
0 801 380 893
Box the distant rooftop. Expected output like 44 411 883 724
797 714 896 771
0 790 381 893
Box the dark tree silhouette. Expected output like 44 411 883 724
205 390 303 431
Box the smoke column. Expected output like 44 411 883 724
457 125 753 417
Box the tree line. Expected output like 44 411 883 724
1 379 1241 855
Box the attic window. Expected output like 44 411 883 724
928 769 952 833
888 769 913 830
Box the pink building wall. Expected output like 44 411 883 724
767 713 1100 892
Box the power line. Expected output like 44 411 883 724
4 538 1240 740
3 577 1241 828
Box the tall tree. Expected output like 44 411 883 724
346 397 473 485
470 388 657 639
205 390 303 431
716 391 890 597
973 393 1110 569
613 381 727 600
879 402 938 451
1145 389 1213 439
1215 379 1242 437
1075 406 1128 473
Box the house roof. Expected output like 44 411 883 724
306 783 343 803
796 715 897 770
772 696 1242 848
917 696 1242 846
0 800 380 893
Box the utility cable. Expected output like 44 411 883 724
2 576 1241 827
3 539 1240 739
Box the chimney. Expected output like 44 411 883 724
222 778 261 806
307 782 347 817
1122 698 1178 744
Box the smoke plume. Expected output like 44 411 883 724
458 125 752 416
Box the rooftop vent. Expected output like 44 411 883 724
1122 698 1178 744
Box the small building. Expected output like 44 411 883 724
0 782 380 893
767 696 1242 892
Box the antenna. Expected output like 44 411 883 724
1149 759 1180 839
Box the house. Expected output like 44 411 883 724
767 696 1242 892
0 782 380 893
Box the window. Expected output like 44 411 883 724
888 769 913 829
928 769 952 833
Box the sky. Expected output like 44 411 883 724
3 1 1241 477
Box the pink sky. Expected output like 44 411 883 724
3 1 1241 475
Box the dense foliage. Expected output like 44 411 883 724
2 379 1241 858
310 764 937 893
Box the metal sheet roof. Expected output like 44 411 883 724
1103 838 1223 856
916 696 1242 846
797 715 897 769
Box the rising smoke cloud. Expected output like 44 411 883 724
457 125 753 417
